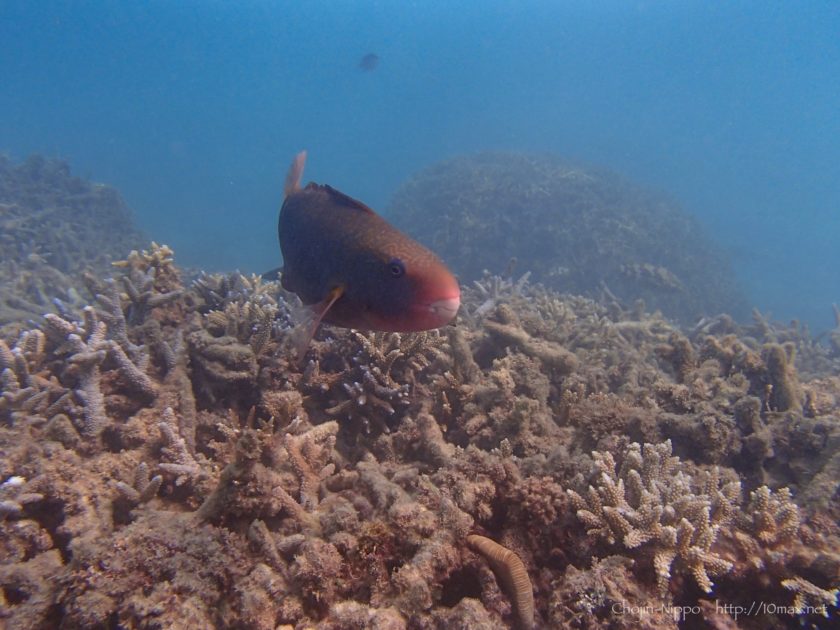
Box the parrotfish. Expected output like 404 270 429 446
278 151 460 353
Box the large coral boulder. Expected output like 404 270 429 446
387 152 748 322
0 155 147 331
0 155 145 273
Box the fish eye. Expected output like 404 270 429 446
388 258 406 278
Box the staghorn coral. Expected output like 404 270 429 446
158 406 203 486
323 362 410 429
46 312 110 438
781 576 838 617
39 305 156 438
195 271 289 359
113 461 162 506
466 270 532 321
79 243 187 342
111 242 182 295
194 414 341 540
567 440 740 597
2 228 840 629
204 300 278 356
738 485 800 546
716 484 839 620
192 270 294 327
0 330 73 426
301 329 448 435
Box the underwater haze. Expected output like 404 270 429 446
1 0 839 330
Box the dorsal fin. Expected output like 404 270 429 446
323 184 377 214
284 151 307 197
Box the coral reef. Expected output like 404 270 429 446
387 152 748 322
0 155 146 334
567 440 739 597
1 239 839 629
466 534 535 629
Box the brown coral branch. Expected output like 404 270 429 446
466 534 535 629
484 320 577 374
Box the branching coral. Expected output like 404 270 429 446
111 241 181 294
781 576 838 616
281 422 338 512
466 271 531 320
158 406 203 485
188 329 258 404
113 462 162 506
0 330 72 425
195 416 341 542
194 271 291 362
738 485 799 546
301 330 448 434
39 306 156 437
568 440 740 597
720 484 838 614
2 218 839 630
45 313 109 437
193 270 293 326
205 300 278 356
0 475 45 520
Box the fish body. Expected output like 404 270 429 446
278 152 460 335
359 53 379 71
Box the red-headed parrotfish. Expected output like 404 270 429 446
278 151 460 356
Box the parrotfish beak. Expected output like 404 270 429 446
428 295 461 325
404 292 459 331
411 269 460 330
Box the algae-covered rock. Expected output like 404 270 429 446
388 152 748 322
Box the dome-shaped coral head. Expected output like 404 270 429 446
278 151 460 352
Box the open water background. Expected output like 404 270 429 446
1 1 838 329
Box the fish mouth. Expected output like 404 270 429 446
428 296 461 323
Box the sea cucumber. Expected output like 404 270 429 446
466 534 535 629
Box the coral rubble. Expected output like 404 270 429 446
1 241 838 629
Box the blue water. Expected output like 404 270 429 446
2 1 838 330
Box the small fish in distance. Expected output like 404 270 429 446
359 52 379 71
278 151 460 355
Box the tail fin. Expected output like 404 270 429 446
284 150 307 197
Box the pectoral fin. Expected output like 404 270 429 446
293 285 345 365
